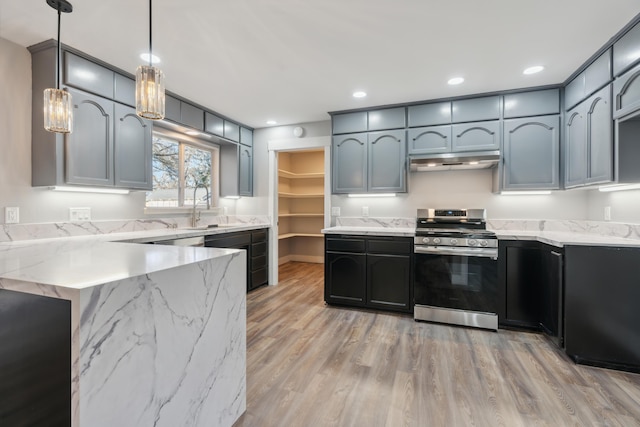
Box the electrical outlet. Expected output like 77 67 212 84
5 207 19 224
604 206 612 221
69 207 91 222
362 206 369 217
331 206 341 216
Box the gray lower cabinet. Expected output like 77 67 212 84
502 115 560 190
65 89 114 186
239 144 253 196
332 131 406 194
565 85 613 188
452 120 501 152
408 125 451 154
114 103 153 190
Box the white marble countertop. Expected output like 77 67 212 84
493 230 640 248
322 226 415 237
0 223 269 289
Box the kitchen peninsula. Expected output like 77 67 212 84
0 227 253 427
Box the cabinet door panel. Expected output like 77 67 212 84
224 121 240 142
114 73 135 107
205 112 225 136
408 102 451 127
114 103 152 189
63 52 114 99
613 62 640 119
239 145 253 196
613 21 640 76
452 121 500 152
368 107 406 131
503 89 560 118
368 130 406 192
366 254 411 312
332 133 367 193
564 75 585 111
240 127 253 147
325 252 366 305
586 85 613 184
505 245 541 327
564 108 587 188
333 112 367 134
584 49 612 98
165 95 181 122
65 89 114 186
503 115 559 190
181 102 204 130
452 96 500 122
408 125 451 154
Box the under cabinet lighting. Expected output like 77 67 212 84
49 186 130 195
598 184 640 192
224 196 241 199
500 191 551 196
347 193 396 198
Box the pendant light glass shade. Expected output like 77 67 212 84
44 88 73 133
136 64 165 119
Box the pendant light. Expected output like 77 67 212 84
136 0 165 120
43 0 73 134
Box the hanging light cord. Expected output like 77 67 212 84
56 4 62 89
148 0 153 67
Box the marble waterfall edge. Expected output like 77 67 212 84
78 251 246 427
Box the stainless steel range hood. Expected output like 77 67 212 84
409 150 500 172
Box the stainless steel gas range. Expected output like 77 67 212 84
413 208 499 331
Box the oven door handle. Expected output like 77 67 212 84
414 245 498 259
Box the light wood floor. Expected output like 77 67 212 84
234 262 640 427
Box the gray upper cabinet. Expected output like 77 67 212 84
240 127 253 147
165 95 181 122
63 52 114 99
180 103 204 130
239 145 253 196
204 112 224 136
613 61 640 119
408 102 451 127
367 108 405 131
565 49 612 111
224 121 240 142
65 89 114 186
114 103 152 190
114 74 135 107
565 85 613 188
452 96 500 123
333 112 367 134
332 133 367 193
367 130 406 192
408 125 451 154
452 121 500 152
502 115 560 190
564 75 585 111
503 89 560 119
613 21 640 77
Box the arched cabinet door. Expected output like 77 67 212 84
452 120 501 152
65 88 114 186
239 145 253 196
564 109 587 188
114 104 152 190
502 115 560 190
408 125 451 154
613 61 640 120
368 130 406 193
332 133 367 193
585 85 613 185
325 251 366 306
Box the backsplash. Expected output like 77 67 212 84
0 215 270 242
336 217 416 228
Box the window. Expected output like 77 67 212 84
146 134 218 208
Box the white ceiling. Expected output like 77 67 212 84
1 1 640 129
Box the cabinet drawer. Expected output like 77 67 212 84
114 73 135 107
368 107 406 130
367 238 412 255
251 268 268 289
252 241 267 257
251 254 267 271
64 52 114 99
326 237 366 253
503 89 560 118
252 229 267 243
408 102 451 127
452 96 500 122
333 112 368 134
205 232 251 247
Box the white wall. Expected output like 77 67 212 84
586 188 640 223
0 38 147 224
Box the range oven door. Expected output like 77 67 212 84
414 246 498 314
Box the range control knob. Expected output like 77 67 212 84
468 239 477 246
422 237 430 244
450 238 458 245
433 237 441 244
479 240 488 247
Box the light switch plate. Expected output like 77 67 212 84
331 207 340 216
5 207 19 224
69 207 91 222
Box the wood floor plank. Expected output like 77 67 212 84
233 262 640 427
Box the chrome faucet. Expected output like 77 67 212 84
191 183 210 227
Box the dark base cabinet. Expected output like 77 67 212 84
205 229 268 292
325 235 412 313
0 289 71 426
498 240 564 346
565 245 640 373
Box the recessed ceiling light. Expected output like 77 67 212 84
448 77 464 85
266 120 277 125
523 65 544 75
140 53 161 64
353 91 367 98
